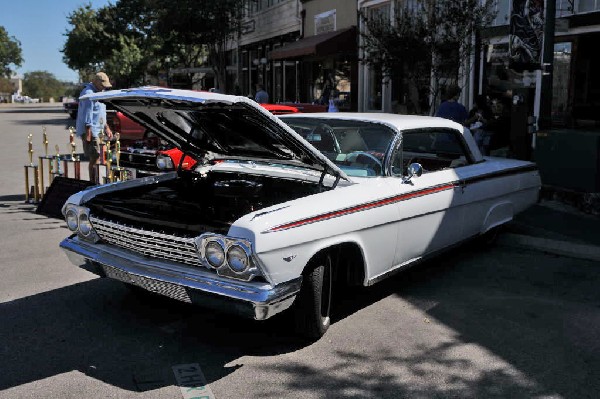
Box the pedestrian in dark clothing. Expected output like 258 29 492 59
466 95 494 155
436 85 468 125
254 84 269 103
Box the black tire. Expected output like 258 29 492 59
294 253 333 339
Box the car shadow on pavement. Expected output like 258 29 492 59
0 276 306 393
0 108 65 114
19 117 74 127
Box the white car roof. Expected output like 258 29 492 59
280 112 464 131
280 112 483 163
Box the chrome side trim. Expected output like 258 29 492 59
60 236 301 320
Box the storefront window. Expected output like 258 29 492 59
367 66 383 111
362 1 390 112
552 42 572 126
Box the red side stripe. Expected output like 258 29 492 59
266 183 455 232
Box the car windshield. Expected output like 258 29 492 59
281 117 396 177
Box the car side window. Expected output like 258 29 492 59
391 128 471 176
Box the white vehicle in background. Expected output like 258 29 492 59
60 87 541 339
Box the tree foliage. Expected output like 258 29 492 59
61 0 245 90
360 0 496 114
0 77 13 94
22 71 66 101
0 26 23 78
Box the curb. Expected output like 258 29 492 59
498 233 600 262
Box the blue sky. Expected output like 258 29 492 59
0 0 112 82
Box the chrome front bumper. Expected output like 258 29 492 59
60 236 301 320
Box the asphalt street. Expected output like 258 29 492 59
1 103 599 398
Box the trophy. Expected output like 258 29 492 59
115 132 121 168
24 134 40 203
39 126 54 194
51 144 63 183
112 132 127 182
42 126 49 157
69 131 77 160
61 130 81 180
28 134 34 165
105 139 113 183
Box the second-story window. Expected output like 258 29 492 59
491 0 510 26
579 0 600 12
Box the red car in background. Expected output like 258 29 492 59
115 103 300 178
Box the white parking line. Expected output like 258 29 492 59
172 363 216 399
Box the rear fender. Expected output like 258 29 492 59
481 201 514 234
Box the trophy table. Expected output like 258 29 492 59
24 134 41 203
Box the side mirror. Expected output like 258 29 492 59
403 163 423 184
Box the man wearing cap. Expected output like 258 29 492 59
75 72 113 183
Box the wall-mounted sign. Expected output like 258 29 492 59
315 10 336 35
241 20 256 35
509 0 544 71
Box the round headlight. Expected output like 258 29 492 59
226 245 249 273
79 213 92 236
66 209 78 231
156 154 174 170
205 241 225 268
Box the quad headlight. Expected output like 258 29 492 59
196 235 258 281
226 245 249 273
78 213 93 237
62 204 99 242
205 240 225 268
65 208 79 231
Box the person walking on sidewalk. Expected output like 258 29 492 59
75 72 113 183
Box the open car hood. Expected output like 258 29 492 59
83 87 348 181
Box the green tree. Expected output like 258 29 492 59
0 26 23 78
360 0 496 114
62 4 111 81
62 1 246 90
0 77 13 94
22 71 66 102
150 0 245 90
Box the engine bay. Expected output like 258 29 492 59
86 169 326 236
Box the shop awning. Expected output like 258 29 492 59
269 26 357 61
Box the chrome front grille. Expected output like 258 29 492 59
90 215 202 267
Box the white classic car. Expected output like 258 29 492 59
60 88 541 339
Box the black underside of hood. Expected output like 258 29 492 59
105 97 328 173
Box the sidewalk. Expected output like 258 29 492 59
501 199 600 262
